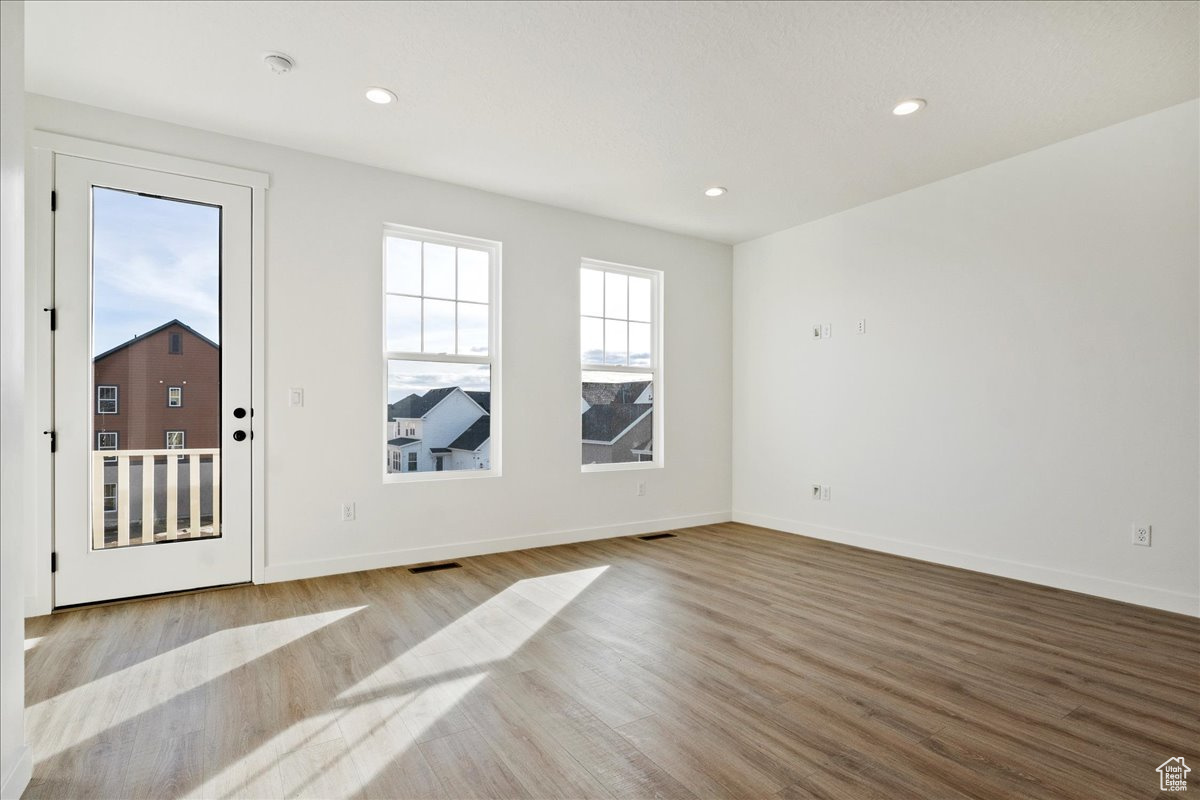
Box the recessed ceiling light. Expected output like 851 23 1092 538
892 98 926 116
263 52 295 75
704 186 727 197
365 87 397 105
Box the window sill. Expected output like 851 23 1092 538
581 461 661 473
383 469 502 485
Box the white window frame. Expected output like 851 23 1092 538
407 451 418 472
382 224 501 483
97 431 118 464
167 386 182 407
103 483 117 514
580 258 663 472
165 430 186 449
97 384 118 414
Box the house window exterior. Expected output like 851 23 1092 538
580 259 662 470
165 430 186 449
383 224 500 480
97 385 118 414
168 386 183 407
103 483 117 513
97 431 118 463
169 332 182 354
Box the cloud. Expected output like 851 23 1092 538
91 188 221 354
388 361 490 401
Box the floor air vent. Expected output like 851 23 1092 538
638 533 677 541
409 562 462 574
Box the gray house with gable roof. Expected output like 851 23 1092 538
581 380 653 465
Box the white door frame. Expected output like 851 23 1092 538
26 132 268 615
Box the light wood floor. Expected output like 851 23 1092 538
23 522 1200 799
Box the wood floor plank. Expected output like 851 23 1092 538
454 675 615 799
491 669 700 800
22 522 1199 800
418 728 532 800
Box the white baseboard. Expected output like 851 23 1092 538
263 511 733 584
733 511 1200 617
0 744 32 800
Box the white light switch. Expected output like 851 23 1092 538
289 388 304 407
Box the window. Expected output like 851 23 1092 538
165 430 186 449
169 332 182 354
167 386 183 407
580 259 661 470
97 385 118 414
390 452 403 472
103 484 117 513
97 431 119 463
384 225 499 479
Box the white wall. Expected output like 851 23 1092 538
0 3 31 796
24 94 732 601
733 101 1200 615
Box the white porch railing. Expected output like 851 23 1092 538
92 448 221 549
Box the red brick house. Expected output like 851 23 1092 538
93 320 220 451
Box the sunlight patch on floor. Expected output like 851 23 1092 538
328 566 611 795
30 605 366 760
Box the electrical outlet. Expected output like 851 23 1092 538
636 482 646 497
821 323 832 339
1132 524 1151 546
341 502 356 522
812 484 822 500
821 485 831 501
857 319 866 335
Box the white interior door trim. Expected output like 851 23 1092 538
30 131 269 188
26 132 268 616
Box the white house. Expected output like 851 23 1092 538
387 387 490 473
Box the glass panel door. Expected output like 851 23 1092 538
54 154 253 607
91 187 223 549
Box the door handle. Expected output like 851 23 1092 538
232 430 247 442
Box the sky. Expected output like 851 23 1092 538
388 361 490 403
92 187 221 356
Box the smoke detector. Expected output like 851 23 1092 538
263 53 295 75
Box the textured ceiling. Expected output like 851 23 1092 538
25 0 1200 243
